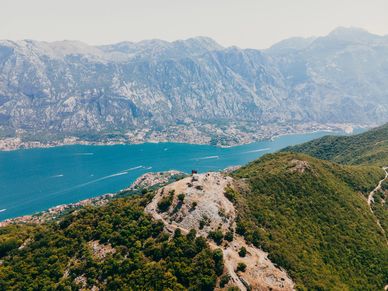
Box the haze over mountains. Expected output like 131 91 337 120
0 27 387 143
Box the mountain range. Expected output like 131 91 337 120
1 27 388 146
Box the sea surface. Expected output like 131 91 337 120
0 130 361 220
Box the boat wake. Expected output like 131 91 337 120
242 148 271 154
41 171 130 198
191 155 220 161
124 165 144 171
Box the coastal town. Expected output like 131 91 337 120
0 122 358 151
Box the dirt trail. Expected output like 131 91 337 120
367 167 388 206
145 172 294 290
367 167 388 242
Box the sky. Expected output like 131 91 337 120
1 0 388 49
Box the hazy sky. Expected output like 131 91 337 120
1 0 388 49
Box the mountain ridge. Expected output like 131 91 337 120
1 27 388 148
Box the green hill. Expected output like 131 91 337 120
232 152 388 290
1 125 388 290
283 123 388 166
0 195 223 290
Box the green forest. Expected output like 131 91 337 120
0 194 223 290
232 152 388 290
284 123 388 166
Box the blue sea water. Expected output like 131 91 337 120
0 130 360 220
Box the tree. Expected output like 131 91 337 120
236 262 246 272
238 247 247 257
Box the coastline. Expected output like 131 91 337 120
0 123 370 224
0 193 115 227
0 170 186 227
0 122 369 152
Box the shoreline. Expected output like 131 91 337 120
0 193 115 227
0 123 370 224
0 170 186 226
0 123 370 152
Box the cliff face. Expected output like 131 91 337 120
0 28 388 141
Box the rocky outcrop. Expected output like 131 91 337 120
145 172 294 290
88 240 116 260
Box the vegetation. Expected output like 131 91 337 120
283 123 388 166
177 193 185 202
224 187 237 203
157 190 175 212
208 230 224 245
371 189 388 234
224 231 234 242
236 262 246 272
238 246 247 257
0 195 223 290
219 274 231 288
232 152 388 290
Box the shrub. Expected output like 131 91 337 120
236 262 247 272
224 187 237 203
157 191 174 212
157 196 172 212
191 201 198 211
0 238 20 257
218 207 226 217
213 249 224 275
224 231 234 242
220 274 231 288
208 230 224 245
238 246 247 257
177 193 185 202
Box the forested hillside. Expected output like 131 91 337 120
232 152 388 290
0 195 223 290
284 123 388 166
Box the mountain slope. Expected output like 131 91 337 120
283 123 388 166
1 152 386 290
0 195 224 290
1 27 388 146
232 152 388 290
